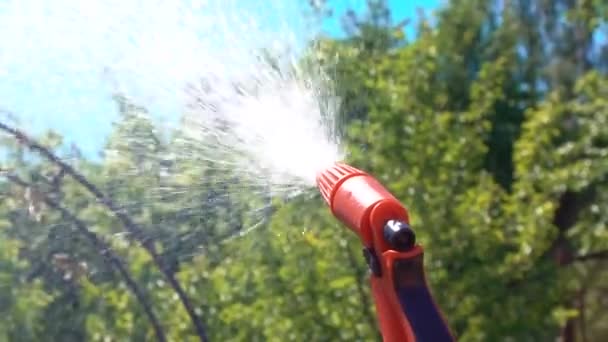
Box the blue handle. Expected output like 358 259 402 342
392 255 454 342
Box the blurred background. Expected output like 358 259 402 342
0 0 607 341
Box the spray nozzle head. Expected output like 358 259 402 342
316 162 410 250
316 162 366 206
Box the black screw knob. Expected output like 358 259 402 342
383 220 416 251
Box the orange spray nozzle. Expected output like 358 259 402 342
316 162 455 342
316 162 411 252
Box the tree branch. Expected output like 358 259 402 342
0 121 209 342
3 173 167 342
574 250 608 263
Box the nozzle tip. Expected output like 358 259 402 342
316 162 367 205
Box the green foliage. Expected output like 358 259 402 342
0 0 607 341
0 233 52 341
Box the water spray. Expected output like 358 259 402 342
317 162 455 342
2 0 457 339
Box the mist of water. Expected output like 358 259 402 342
182 60 344 197
0 0 345 198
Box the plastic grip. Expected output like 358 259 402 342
390 249 455 342
372 247 454 342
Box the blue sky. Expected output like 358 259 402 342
0 0 441 157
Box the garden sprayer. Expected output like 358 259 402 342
316 162 455 342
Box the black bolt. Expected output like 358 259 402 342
383 220 416 251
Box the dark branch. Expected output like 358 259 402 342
3 173 167 342
574 250 608 263
50 167 66 191
0 120 209 342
